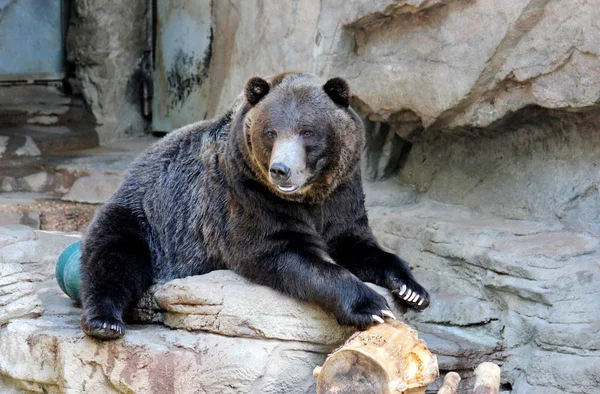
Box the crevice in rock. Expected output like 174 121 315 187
345 0 452 32
353 97 420 181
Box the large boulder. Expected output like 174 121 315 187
153 271 358 345
207 0 600 131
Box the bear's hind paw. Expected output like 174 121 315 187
81 316 126 340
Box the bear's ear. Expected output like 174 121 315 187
323 77 350 108
245 77 270 106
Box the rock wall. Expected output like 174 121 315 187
206 0 600 234
207 0 600 127
364 183 600 394
200 1 600 392
397 109 600 236
67 0 151 144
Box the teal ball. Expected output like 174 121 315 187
56 241 82 304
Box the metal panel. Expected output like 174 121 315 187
0 0 65 81
152 0 212 133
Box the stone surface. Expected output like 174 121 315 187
155 271 365 345
61 172 126 204
0 85 99 158
1 318 324 394
0 226 335 394
0 226 79 327
366 183 600 393
397 109 600 236
0 210 40 229
67 0 150 143
207 0 600 130
201 0 600 238
3 172 599 393
0 136 156 198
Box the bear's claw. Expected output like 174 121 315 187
389 277 430 311
372 315 385 324
398 284 407 296
381 309 396 320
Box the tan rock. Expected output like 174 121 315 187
208 0 600 133
155 270 389 345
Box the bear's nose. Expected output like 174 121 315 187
269 163 291 182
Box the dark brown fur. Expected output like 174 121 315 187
79 73 429 340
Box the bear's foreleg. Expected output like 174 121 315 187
80 204 153 340
329 233 430 310
230 234 394 330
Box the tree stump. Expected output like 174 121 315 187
314 320 439 394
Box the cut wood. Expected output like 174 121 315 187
473 362 500 394
437 372 461 394
314 320 439 394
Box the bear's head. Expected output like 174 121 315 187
231 72 365 203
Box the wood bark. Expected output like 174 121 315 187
437 372 461 394
314 320 438 394
472 362 500 394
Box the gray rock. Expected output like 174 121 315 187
0 225 81 328
364 182 600 392
397 111 600 236
67 0 150 143
14 136 41 156
61 172 126 204
0 211 41 229
21 172 48 193
0 315 324 394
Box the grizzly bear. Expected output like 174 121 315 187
80 72 429 340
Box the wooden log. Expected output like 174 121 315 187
437 372 461 394
473 362 500 394
314 320 439 394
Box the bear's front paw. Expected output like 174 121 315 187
334 282 395 330
386 273 430 310
81 314 127 340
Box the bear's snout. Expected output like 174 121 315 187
269 163 291 182
268 137 308 193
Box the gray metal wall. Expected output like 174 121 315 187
152 0 213 133
0 0 65 81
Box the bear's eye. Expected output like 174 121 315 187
265 129 276 139
302 130 313 137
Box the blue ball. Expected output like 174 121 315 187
56 241 82 304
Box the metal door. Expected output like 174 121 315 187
152 0 212 133
0 0 66 81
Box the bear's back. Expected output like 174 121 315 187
111 117 232 280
